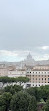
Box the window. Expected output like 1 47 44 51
42 78 43 80
36 78 37 80
30 72 31 73
48 78 49 80
48 78 49 83
45 78 46 80
36 72 37 74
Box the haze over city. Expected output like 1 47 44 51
0 0 49 62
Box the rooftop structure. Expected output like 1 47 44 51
27 53 32 60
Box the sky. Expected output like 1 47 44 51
0 0 49 62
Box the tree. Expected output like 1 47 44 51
28 96 37 111
10 91 37 111
43 99 49 111
0 95 6 111
17 77 29 85
4 85 23 95
2 92 12 111
26 87 41 101
0 76 29 87
40 85 49 101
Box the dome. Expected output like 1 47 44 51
27 53 32 60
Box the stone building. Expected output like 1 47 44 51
26 65 49 87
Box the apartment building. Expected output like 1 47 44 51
26 65 49 87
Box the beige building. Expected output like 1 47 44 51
0 64 8 76
26 65 49 87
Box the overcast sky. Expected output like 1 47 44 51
0 0 49 62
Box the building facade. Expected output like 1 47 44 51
26 65 49 87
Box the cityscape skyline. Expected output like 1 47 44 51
0 47 49 62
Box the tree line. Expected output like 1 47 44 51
0 76 29 83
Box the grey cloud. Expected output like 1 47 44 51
0 0 49 51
